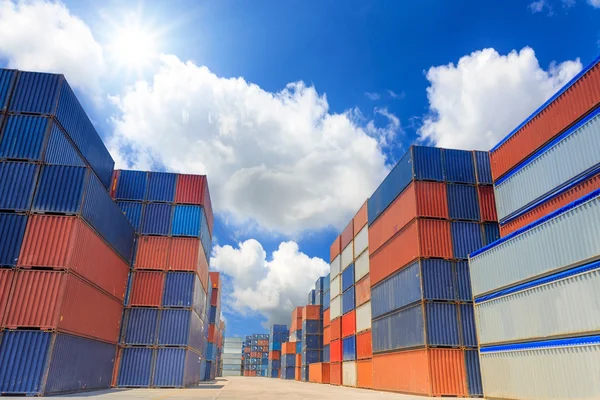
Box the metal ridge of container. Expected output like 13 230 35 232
470 186 600 258
491 55 600 152
480 334 600 353
475 258 600 303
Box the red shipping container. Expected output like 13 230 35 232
128 271 165 306
342 310 356 337
356 330 372 360
3 270 122 343
0 269 14 320
478 186 498 222
330 339 342 363
491 62 600 181
330 236 341 262
134 236 170 270
269 351 280 360
258 340 268 347
210 271 220 290
355 275 371 307
501 172 600 237
302 305 321 320
353 201 368 235
341 220 354 251
323 326 331 345
323 308 330 327
330 317 342 340
292 306 303 321
175 174 206 205
370 218 452 286
369 182 448 254
208 324 216 343
330 362 342 385
357 359 373 389
169 237 199 272
18 215 129 301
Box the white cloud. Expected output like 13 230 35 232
0 0 105 95
210 239 329 326
529 0 547 12
364 91 380 100
387 89 405 99
418 47 581 151
109 55 392 234
588 0 600 7
562 0 576 8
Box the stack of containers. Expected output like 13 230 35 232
310 274 331 384
368 146 497 397
289 307 303 380
307 289 316 305
244 333 269 377
470 57 600 400
328 236 343 386
301 305 323 381
258 334 270 377
215 319 225 377
268 324 289 378
0 69 135 396
113 170 212 388
280 342 297 379
242 336 253 376
322 273 331 368
222 337 243 377
205 272 222 381
314 277 325 307
340 221 357 388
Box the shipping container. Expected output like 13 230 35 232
113 170 148 201
330 236 341 263
479 336 600 400
308 362 330 383
465 349 483 397
172 205 204 237
342 287 355 315
470 189 600 297
153 348 201 388
120 308 159 345
355 275 371 307
341 264 354 292
175 174 206 205
456 261 473 302
44 123 86 167
495 109 600 222
330 295 341 320
372 348 467 396
474 151 493 185
0 269 12 320
459 303 477 348
0 69 15 110
4 270 123 343
0 212 27 266
341 310 356 338
353 201 368 235
0 115 50 161
141 203 172 236
330 362 342 385
370 219 452 285
451 221 483 259
342 361 357 387
117 201 143 232
330 254 341 277
341 241 353 269
478 185 497 222
0 161 38 211
490 57 600 181
128 271 165 307
444 148 476 184
134 236 170 270
447 184 480 221
355 302 371 333
330 339 342 363
117 347 154 387
354 224 368 258
356 330 372 360
162 272 206 317
158 309 205 352
147 172 177 203
330 275 341 298
354 251 369 283
343 336 356 361
302 305 321 320
356 359 372 389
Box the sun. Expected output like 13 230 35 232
112 26 157 70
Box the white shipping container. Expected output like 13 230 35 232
331 275 341 298
355 301 372 333
480 340 600 400
470 191 600 297
331 254 341 277
354 250 369 283
354 225 368 258
342 241 353 269
495 111 600 222
221 370 242 377
330 295 342 320
342 361 357 387
476 264 600 345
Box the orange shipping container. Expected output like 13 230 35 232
282 342 296 355
372 349 467 397
478 186 498 222
353 201 368 234
295 367 301 381
296 354 302 366
302 305 321 320
269 351 280 360
210 271 220 289
323 308 330 327
331 317 342 340
18 215 129 300
491 61 600 181
208 324 216 342
368 182 449 254
292 306 303 321
4 270 122 343
342 310 356 338
330 362 342 385
341 220 354 250
356 330 372 360
309 362 330 384
356 359 373 389
134 236 170 270
197 242 209 291
330 339 342 363
244 347 250 354
369 218 452 286
169 237 200 271
0 269 14 320
258 339 268 347
330 236 341 262
500 172 600 236
355 275 371 307
323 326 331 345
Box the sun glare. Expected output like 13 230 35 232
112 27 156 70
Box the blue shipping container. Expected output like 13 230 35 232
372 303 425 353
302 349 321 364
142 203 171 235
483 223 500 247
473 151 493 185
342 264 354 292
0 213 27 266
118 201 143 232
323 344 330 362
153 348 187 387
323 290 330 310
444 149 476 184
296 341 302 354
302 334 322 350
10 71 61 114
0 115 49 161
183 350 202 385
302 320 321 335
115 170 148 201
158 309 205 352
199 206 212 260
342 336 356 361
451 221 483 259
307 289 315 305
342 286 355 314
282 367 295 379
425 302 460 347
121 308 158 345
460 303 477 347
0 161 38 211
172 205 202 237
0 69 15 110
117 347 153 387
371 261 422 318
162 272 206 317
447 184 480 221
465 349 483 396
455 261 473 302
44 124 85 167
147 172 177 202
421 259 456 301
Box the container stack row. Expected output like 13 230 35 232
215 320 225 378
368 146 493 397
301 305 323 381
0 69 135 396
222 337 243 377
112 170 213 388
470 56 600 400
268 324 289 378
242 333 269 377
280 341 296 379
205 272 223 381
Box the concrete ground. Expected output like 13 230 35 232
8 377 479 399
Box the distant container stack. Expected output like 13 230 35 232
368 146 496 397
328 237 343 386
301 305 322 381
470 56 600 400
216 320 225 377
308 274 330 385
112 170 214 388
268 324 289 378
205 272 223 381
242 333 269 376
0 69 135 396
288 307 303 380
222 337 243 377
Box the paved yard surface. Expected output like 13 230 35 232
4 377 479 399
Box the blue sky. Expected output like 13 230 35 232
0 0 598 337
